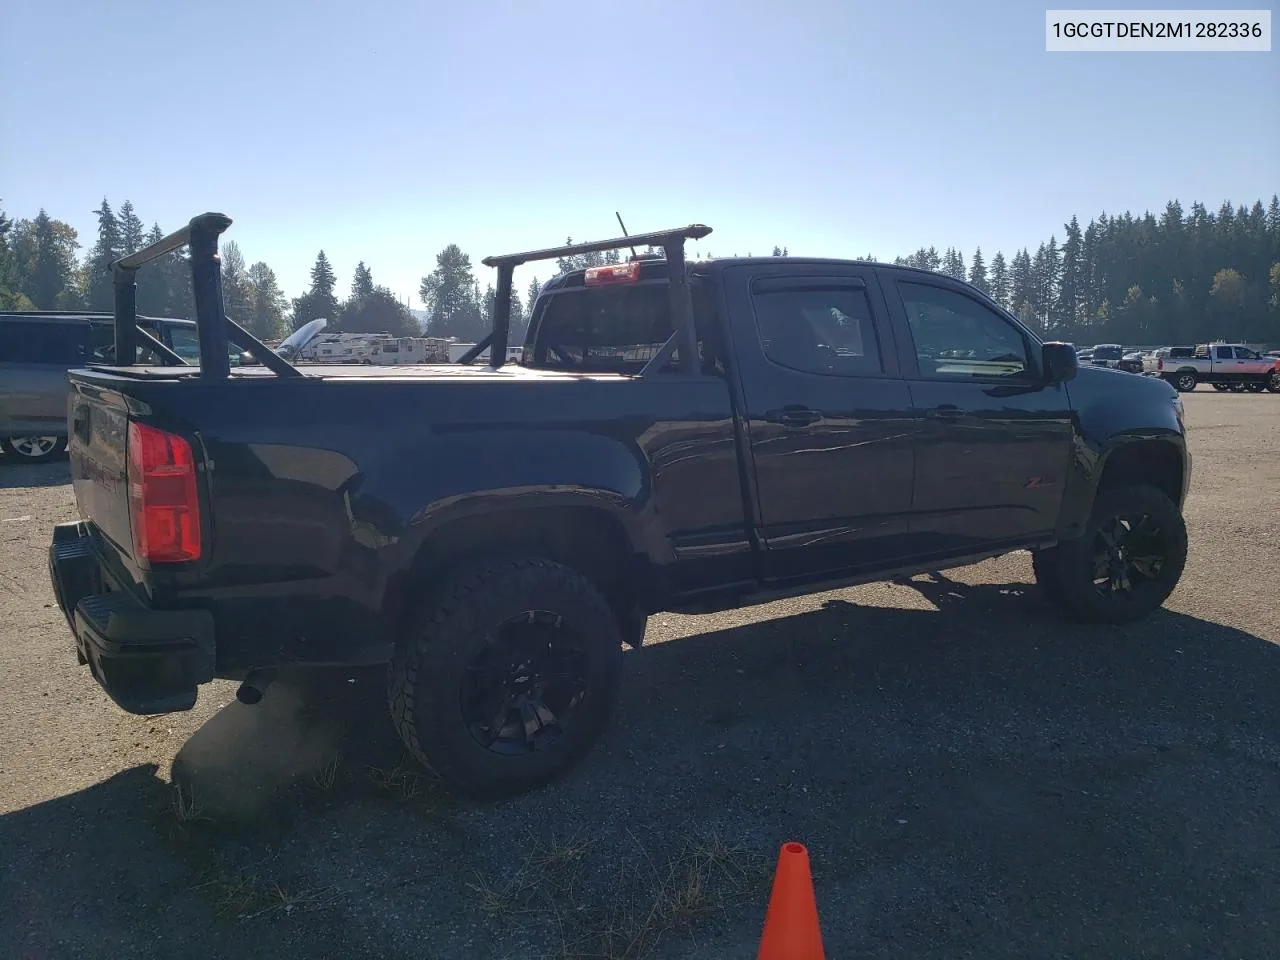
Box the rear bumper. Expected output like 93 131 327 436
48 521 215 714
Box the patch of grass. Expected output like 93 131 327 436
471 830 768 960
367 763 420 801
193 866 338 921
171 782 211 825
311 753 343 793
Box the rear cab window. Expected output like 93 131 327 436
526 268 720 375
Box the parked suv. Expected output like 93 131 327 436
0 311 214 462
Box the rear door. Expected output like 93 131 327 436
720 263 916 583
0 319 91 437
880 271 1074 557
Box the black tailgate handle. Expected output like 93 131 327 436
72 405 91 444
765 406 822 427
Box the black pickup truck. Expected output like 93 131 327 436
49 214 1191 798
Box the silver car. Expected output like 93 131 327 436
0 312 205 463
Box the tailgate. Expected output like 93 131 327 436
67 378 134 555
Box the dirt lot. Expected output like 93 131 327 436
3 390 1279 960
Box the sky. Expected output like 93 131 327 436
2 0 1277 308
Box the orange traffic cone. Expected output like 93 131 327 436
758 841 824 960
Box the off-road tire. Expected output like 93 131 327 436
1033 485 1187 625
1267 371 1280 393
2 435 66 463
387 556 624 799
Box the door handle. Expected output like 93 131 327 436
765 406 821 427
924 404 962 420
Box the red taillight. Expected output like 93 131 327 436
127 421 201 564
1157 358 1163 371
584 262 642 287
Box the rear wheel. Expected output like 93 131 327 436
1033 485 1187 624
388 556 624 799
1173 371 1197 392
2 435 66 463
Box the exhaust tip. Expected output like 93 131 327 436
235 668 277 705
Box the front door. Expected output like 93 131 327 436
722 264 917 584
881 273 1075 557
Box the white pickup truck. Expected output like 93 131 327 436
1147 342 1280 393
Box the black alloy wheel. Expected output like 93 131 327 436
1089 513 1168 600
460 610 590 756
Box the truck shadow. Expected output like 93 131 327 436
0 458 71 489
5 576 1280 958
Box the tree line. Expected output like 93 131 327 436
890 197 1280 346
3 195 1278 348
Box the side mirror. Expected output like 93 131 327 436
1042 341 1078 384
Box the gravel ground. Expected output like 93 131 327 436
2 390 1279 960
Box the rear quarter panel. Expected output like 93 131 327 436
88 369 747 667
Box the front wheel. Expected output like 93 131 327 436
2 435 66 463
1033 485 1187 624
387 556 624 799
1267 371 1280 394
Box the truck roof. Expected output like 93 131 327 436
540 254 950 292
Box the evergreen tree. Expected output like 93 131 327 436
118 200 145 256
942 247 966 280
526 277 542 321
420 244 486 340
988 251 1010 308
1058 216 1086 330
85 199 122 310
555 237 605 275
12 211 79 309
0 200 26 309
1010 249 1034 318
338 284 417 337
246 261 288 339
968 247 988 293
135 222 194 318
351 261 374 299
220 240 251 323
291 251 340 330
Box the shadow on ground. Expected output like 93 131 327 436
4 575 1280 959
0 458 71 490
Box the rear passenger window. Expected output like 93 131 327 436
0 321 90 365
750 285 883 377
